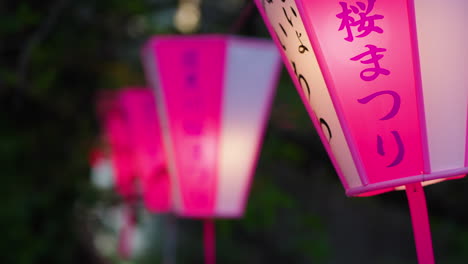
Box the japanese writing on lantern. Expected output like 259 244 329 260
181 49 210 205
336 0 403 167
181 50 203 161
265 0 311 99
182 50 203 136
264 0 332 141
336 0 384 42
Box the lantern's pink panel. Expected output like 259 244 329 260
215 37 281 217
298 0 425 183
257 0 363 189
413 0 468 173
99 95 137 199
119 88 170 213
149 37 225 217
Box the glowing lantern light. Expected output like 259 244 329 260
118 88 171 213
142 35 282 263
97 88 170 259
255 0 467 263
96 92 138 259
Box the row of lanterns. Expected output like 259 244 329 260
91 1 468 263
94 36 282 262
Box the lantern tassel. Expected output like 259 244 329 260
203 219 216 264
405 182 435 264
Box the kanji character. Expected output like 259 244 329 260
336 0 384 42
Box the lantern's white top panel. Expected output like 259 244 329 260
215 37 281 217
414 0 468 172
261 0 362 188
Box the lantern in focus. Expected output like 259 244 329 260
118 88 171 213
142 35 282 263
255 0 468 263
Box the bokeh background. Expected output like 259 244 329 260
2 0 468 263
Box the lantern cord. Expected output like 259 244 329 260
229 2 255 34
405 182 435 264
203 219 216 264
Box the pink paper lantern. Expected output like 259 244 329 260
255 0 467 263
97 92 138 200
142 35 282 219
96 93 139 259
118 88 171 213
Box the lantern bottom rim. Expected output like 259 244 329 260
346 167 468 197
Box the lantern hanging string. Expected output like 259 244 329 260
203 219 216 264
229 1 255 34
405 183 435 264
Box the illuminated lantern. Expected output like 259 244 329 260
255 0 468 263
118 88 171 213
97 92 138 201
97 88 170 258
142 35 281 263
96 93 138 259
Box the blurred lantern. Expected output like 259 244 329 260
97 91 138 201
118 88 171 213
255 0 468 263
97 89 170 259
142 35 281 264
96 92 138 259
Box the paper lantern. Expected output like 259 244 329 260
255 0 467 263
96 92 139 259
142 35 281 264
97 92 138 200
142 35 281 218
97 88 170 258
118 88 171 213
